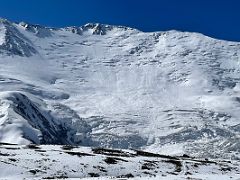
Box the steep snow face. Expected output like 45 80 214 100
0 19 240 159
0 92 41 144
0 19 37 56
0 91 91 145
0 23 6 45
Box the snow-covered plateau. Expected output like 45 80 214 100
0 18 240 179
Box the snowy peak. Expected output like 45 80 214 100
0 18 37 56
18 21 53 38
81 23 135 35
0 19 138 57
64 23 137 35
81 23 114 35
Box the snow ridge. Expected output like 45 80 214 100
0 19 37 56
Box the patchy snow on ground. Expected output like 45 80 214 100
0 143 240 179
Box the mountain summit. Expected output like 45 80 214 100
0 18 240 160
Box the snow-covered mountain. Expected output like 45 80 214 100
0 18 240 162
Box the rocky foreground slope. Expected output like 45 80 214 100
0 143 240 179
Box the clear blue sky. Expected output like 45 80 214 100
0 0 240 41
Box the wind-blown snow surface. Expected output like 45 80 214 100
0 18 240 161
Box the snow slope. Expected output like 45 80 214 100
0 18 240 161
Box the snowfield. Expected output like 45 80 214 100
0 17 240 178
